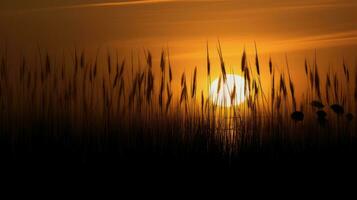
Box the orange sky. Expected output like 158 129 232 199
0 0 356 101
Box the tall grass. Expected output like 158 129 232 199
0 44 356 165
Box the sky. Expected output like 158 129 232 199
0 0 356 98
1 0 356 49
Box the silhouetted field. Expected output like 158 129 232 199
0 43 356 169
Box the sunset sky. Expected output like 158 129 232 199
1 0 357 97
1 0 356 49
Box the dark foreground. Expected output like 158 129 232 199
2 124 357 171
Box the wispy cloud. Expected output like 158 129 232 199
52 0 176 10
230 1 357 14
5 0 222 14
274 30 357 50
272 2 357 11
46 0 357 11
6 0 356 15
3 0 177 14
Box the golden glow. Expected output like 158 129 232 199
209 74 246 107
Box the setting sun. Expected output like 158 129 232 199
209 74 246 107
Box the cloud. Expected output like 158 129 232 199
2 0 224 15
272 2 357 11
6 0 356 16
274 30 357 50
2 0 177 14
53 0 176 9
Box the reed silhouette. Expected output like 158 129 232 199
0 43 356 167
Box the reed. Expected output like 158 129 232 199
0 43 355 165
